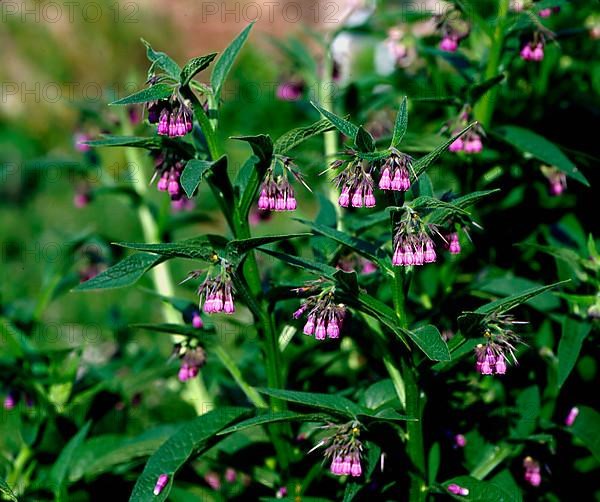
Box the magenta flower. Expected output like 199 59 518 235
153 474 169 495
454 434 467 448
379 150 412 192
565 406 579 426
447 483 469 496
257 157 302 212
521 41 545 61
276 80 304 101
192 311 203 329
294 283 346 341
392 210 437 267
313 421 364 478
196 264 237 315
448 233 462 255
440 36 459 52
523 456 542 487
331 158 377 209
474 315 523 376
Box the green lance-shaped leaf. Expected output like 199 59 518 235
402 325 451 362
557 318 591 388
180 53 217 88
74 253 163 291
218 410 331 435
226 233 310 265
0 479 17 502
354 126 376 153
180 156 226 198
410 196 470 215
111 83 174 105
391 96 408 147
211 22 254 100
258 248 339 277
129 407 250 502
129 323 217 343
475 280 568 316
412 123 476 178
441 475 521 501
311 101 359 140
273 118 336 154
493 125 589 186
297 218 388 269
48 421 91 497
116 235 228 261
84 135 163 149
141 38 181 79
258 388 366 418
570 406 600 462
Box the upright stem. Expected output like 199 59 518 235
119 112 212 415
392 267 426 502
473 0 510 129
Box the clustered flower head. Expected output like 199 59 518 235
192 260 237 315
520 39 545 61
436 10 470 52
392 209 437 267
523 456 542 487
379 149 413 192
332 156 376 209
447 483 470 496
150 149 189 203
258 157 302 212
293 281 347 341
173 340 206 382
541 165 567 195
447 108 484 154
312 421 364 477
146 77 193 137
474 315 524 375
276 79 304 101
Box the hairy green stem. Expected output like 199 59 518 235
473 0 510 128
214 345 267 407
392 267 426 502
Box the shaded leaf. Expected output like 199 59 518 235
494 126 589 186
0 479 17 502
218 411 329 435
475 281 568 316
181 157 225 198
180 53 217 87
129 408 250 502
570 406 600 462
466 74 506 103
116 235 227 261
258 248 338 277
258 388 365 417
111 84 173 105
558 318 591 388
141 38 181 79
311 101 358 139
391 96 408 147
211 23 254 100
274 119 335 154
355 126 376 153
403 325 451 361
442 475 521 501
49 422 91 497
74 253 163 291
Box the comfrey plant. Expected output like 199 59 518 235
1 4 583 501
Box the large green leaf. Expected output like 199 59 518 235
494 125 589 186
413 123 476 178
391 96 408 147
570 406 600 461
0 479 17 502
116 235 228 261
211 23 254 100
258 248 338 277
129 323 217 342
311 101 359 139
74 253 163 291
442 475 521 501
557 318 591 388
231 134 273 164
297 219 388 268
475 281 568 316
84 135 163 149
403 325 451 362
427 190 500 225
258 388 365 417
111 84 173 105
226 233 309 262
355 126 376 153
274 119 335 154
129 408 250 502
49 422 91 498
218 410 329 435
180 156 226 198
69 426 179 482
141 38 181 79
180 53 217 87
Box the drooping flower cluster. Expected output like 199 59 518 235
436 10 470 52
541 165 567 195
378 149 413 192
146 79 194 137
474 316 524 375
520 40 545 61
447 108 484 154
257 157 305 212
332 157 376 208
312 421 364 477
523 456 542 487
293 282 346 341
193 261 237 315
173 341 206 382
150 149 188 203
392 209 437 267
